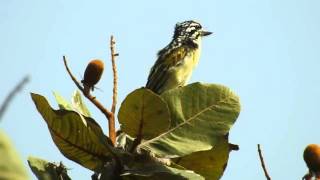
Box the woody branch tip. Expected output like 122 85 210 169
258 144 272 180
63 56 113 120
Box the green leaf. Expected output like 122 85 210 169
27 156 71 180
139 83 240 158
173 136 231 180
71 90 91 117
53 91 91 118
31 93 117 171
116 132 134 152
118 88 170 139
53 91 73 111
0 130 29 180
122 167 204 180
121 153 204 180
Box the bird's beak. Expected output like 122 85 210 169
201 30 213 36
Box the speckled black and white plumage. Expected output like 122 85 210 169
158 21 203 58
146 20 212 94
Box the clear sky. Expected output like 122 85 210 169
1 0 320 179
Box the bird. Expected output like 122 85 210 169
81 59 104 95
146 20 212 94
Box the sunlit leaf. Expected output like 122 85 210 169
139 83 240 158
53 91 88 126
71 90 91 117
28 156 71 180
116 132 134 152
118 88 170 139
31 93 117 171
53 92 73 111
0 130 29 180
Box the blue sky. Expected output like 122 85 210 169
1 0 320 179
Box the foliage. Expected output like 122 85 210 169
118 88 170 140
139 83 240 158
31 92 117 171
28 156 71 180
172 136 231 180
30 83 241 179
0 130 29 180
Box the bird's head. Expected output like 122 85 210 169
173 20 212 45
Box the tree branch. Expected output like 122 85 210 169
110 35 118 114
257 144 271 180
63 56 115 145
0 75 30 121
108 35 118 145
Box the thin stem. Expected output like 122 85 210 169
63 56 115 145
0 75 29 121
257 144 271 180
108 35 118 145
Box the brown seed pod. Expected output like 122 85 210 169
304 144 320 175
81 59 104 94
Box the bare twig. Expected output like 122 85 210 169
258 144 271 180
108 35 118 145
0 75 30 121
63 36 119 145
63 56 115 145
110 35 118 114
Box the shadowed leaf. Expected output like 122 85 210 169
28 156 71 180
120 153 204 180
173 136 231 180
118 88 170 140
31 93 117 171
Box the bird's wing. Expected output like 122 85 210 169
146 46 188 93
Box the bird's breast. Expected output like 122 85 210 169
175 47 201 84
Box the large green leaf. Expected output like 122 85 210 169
120 153 204 180
139 83 240 158
118 88 170 140
0 130 29 180
28 156 71 180
31 93 116 171
173 136 230 180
